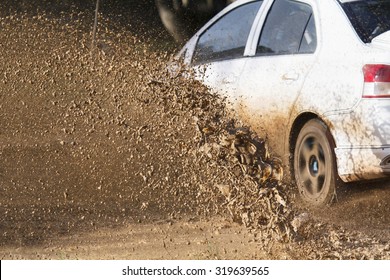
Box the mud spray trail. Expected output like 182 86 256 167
0 1 389 259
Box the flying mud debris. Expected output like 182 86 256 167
0 1 389 260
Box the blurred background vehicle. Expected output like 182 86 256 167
155 0 235 43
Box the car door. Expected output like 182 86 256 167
188 0 263 99
236 0 318 157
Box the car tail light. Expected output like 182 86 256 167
362 64 390 98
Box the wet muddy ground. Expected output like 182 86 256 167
0 1 389 259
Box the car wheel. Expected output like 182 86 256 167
294 119 337 206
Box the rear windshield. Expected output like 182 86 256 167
339 0 390 43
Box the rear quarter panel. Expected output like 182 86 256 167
290 0 365 147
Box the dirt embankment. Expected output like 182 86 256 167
0 1 389 260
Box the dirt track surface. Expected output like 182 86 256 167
0 1 389 260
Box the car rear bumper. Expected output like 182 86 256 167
325 98 390 182
335 145 390 182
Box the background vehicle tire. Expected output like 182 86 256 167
293 119 337 206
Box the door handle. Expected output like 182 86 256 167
222 76 237 84
282 72 299 81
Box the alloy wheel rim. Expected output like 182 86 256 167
298 136 326 199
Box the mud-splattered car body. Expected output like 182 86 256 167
179 0 390 204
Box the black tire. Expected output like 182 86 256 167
293 119 337 206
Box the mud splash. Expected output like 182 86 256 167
0 1 389 259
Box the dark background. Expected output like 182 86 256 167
0 0 228 48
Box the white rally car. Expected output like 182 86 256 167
178 0 390 205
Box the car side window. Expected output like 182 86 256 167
257 0 316 55
298 15 317 54
192 1 262 64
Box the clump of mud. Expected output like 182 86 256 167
0 2 388 259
